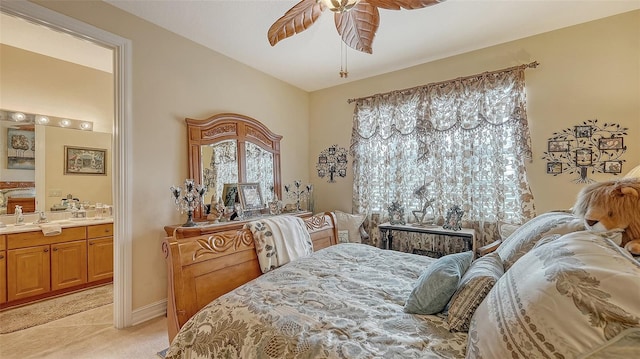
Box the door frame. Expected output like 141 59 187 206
0 1 133 328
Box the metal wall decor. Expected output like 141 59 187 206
316 145 348 183
542 119 628 183
442 205 464 231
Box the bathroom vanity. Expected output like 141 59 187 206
0 218 113 308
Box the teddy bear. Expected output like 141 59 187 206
573 177 640 256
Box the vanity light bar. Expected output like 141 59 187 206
0 109 93 131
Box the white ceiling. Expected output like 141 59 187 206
103 0 639 91
4 1 639 92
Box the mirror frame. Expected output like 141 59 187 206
187 113 282 220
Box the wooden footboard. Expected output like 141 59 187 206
162 212 338 342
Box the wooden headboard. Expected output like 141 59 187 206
162 212 338 342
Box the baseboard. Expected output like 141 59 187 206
131 298 167 326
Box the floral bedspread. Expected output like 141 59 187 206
166 243 468 359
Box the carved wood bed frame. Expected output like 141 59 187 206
162 212 338 341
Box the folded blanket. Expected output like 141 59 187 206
244 215 313 273
40 223 62 236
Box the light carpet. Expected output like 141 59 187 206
0 284 113 334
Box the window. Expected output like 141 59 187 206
351 66 537 245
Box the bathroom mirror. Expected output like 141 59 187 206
187 113 282 220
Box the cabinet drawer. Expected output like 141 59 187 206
7 227 86 250
87 223 113 239
0 235 5 251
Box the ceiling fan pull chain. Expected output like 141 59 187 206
340 41 348 78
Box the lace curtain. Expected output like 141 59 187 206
203 140 238 203
351 65 537 247
245 141 275 202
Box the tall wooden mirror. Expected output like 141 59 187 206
187 113 282 220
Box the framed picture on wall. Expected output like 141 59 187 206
548 140 570 152
574 125 592 138
64 146 106 175
604 161 622 174
575 148 592 166
598 137 624 150
7 128 36 170
546 162 563 175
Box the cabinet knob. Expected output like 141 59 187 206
53 248 58 251
44 248 49 252
89 242 94 245
0 255 4 259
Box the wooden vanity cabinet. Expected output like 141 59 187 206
87 223 114 282
6 227 85 302
1 223 113 308
0 235 6 304
51 240 88 291
7 245 51 301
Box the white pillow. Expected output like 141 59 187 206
496 211 584 270
334 211 365 244
467 231 640 359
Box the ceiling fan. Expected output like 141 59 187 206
268 0 445 54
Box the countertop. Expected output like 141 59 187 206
0 217 114 235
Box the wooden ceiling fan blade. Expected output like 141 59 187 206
335 2 379 54
365 0 444 10
268 0 325 46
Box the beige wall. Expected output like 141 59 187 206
42 126 112 210
30 0 311 311
309 10 640 215
0 44 113 133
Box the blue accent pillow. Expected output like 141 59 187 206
404 251 474 315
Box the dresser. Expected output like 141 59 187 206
164 212 312 238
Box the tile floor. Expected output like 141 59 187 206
0 304 169 359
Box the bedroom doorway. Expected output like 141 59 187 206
0 1 132 328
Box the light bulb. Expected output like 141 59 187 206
80 122 92 130
36 116 49 124
11 112 26 121
60 119 71 127
320 0 359 12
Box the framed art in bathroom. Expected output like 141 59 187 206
64 146 107 175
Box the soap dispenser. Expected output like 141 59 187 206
70 202 78 218
77 203 87 219
15 205 24 225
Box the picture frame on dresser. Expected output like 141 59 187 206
443 205 464 231
238 182 264 211
221 183 239 208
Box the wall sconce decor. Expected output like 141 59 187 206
316 144 348 183
542 119 628 183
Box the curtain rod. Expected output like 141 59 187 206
347 61 539 104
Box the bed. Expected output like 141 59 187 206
164 211 640 359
